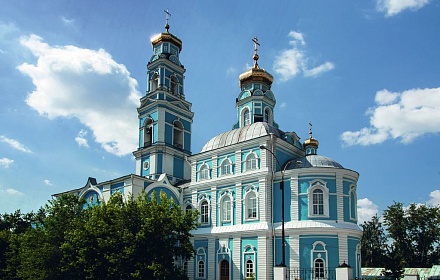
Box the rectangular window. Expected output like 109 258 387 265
198 261 205 278
223 199 231 222
247 196 257 219
222 163 231 175
201 203 209 224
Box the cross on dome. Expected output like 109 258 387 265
252 36 260 69
164 9 171 32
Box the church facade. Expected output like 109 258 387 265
59 20 362 280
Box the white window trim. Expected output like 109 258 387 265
243 245 256 278
219 158 233 176
308 180 330 218
244 187 259 221
241 107 251 127
198 194 211 225
244 152 258 172
349 185 357 221
219 190 234 224
196 247 206 279
311 241 328 280
198 163 210 181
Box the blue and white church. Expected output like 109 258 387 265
57 18 362 280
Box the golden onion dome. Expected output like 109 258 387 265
303 136 319 147
150 32 182 51
239 68 273 89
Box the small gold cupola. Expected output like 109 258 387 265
303 122 319 155
238 37 273 90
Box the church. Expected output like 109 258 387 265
57 16 362 280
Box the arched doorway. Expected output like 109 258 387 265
220 259 229 280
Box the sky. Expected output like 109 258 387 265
1 0 439 223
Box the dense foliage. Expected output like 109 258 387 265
0 191 198 280
361 202 440 279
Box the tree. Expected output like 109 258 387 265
360 215 387 267
60 191 198 280
0 210 36 280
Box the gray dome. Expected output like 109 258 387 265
201 122 281 152
294 154 343 169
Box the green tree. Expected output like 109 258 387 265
0 210 36 279
17 194 85 280
381 202 440 278
360 214 387 267
61 191 198 280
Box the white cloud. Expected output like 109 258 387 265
61 16 75 25
280 102 287 109
0 158 14 168
1 188 24 196
43 179 53 186
427 190 440 206
17 35 141 156
0 136 32 153
376 0 431 16
304 62 335 77
341 87 440 146
357 198 379 224
288 30 305 46
273 31 334 82
75 129 90 148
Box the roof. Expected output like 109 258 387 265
292 154 344 169
201 122 281 152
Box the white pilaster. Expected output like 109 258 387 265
233 237 241 280
208 238 216 280
336 173 344 222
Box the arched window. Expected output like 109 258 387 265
173 120 183 149
170 75 178 94
242 108 250 126
264 107 272 124
349 185 357 220
246 192 257 220
199 164 210 181
308 180 329 217
220 159 232 176
198 260 205 278
200 200 209 224
243 245 256 278
311 241 328 279
150 72 159 92
245 153 258 171
196 247 206 278
246 259 254 278
221 196 232 222
312 189 324 215
144 118 153 147
314 259 325 278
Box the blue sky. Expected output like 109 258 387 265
1 0 439 223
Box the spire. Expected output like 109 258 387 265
164 9 171 33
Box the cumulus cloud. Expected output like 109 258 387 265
376 0 431 16
17 35 141 156
341 87 440 146
0 158 14 168
427 190 440 206
75 129 90 148
273 31 334 82
0 136 32 153
357 198 379 224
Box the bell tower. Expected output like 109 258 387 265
233 37 279 129
133 10 194 183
